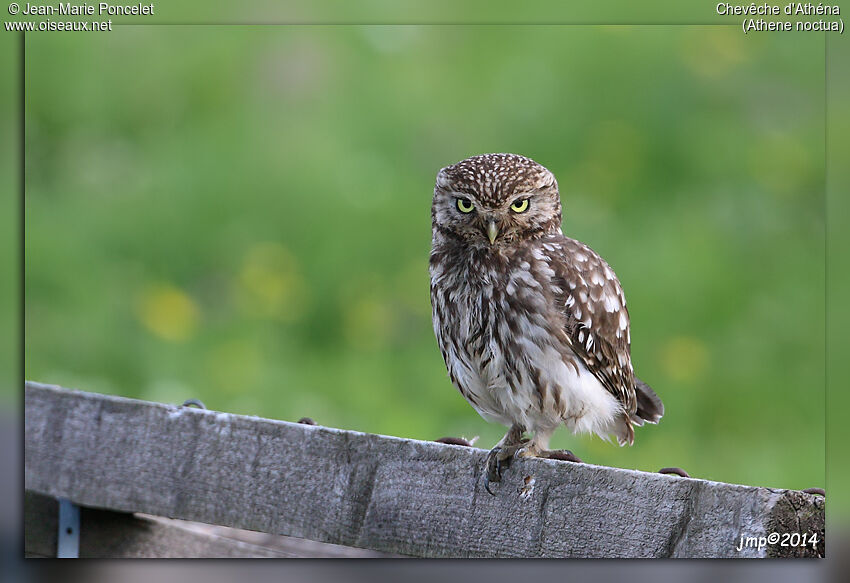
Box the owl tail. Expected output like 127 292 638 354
631 377 664 425
614 414 635 446
616 377 663 445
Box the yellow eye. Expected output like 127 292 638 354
510 199 530 213
456 198 474 213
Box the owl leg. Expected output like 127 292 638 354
484 424 528 489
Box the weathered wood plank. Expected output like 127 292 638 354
24 491 390 558
25 491 285 557
24 381 824 558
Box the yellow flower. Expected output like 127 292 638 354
136 283 200 342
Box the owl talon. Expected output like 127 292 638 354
486 446 581 492
485 446 508 487
484 440 529 494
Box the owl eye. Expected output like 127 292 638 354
510 198 530 213
456 198 475 213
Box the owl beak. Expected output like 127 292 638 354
486 221 499 245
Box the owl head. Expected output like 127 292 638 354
432 153 561 247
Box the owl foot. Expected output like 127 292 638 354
484 440 528 494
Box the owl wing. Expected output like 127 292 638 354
545 237 637 417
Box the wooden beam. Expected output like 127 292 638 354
24 381 824 558
24 492 390 558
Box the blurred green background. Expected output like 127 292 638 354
24 26 824 491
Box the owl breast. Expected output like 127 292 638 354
430 240 623 437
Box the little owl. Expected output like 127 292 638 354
429 153 663 487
